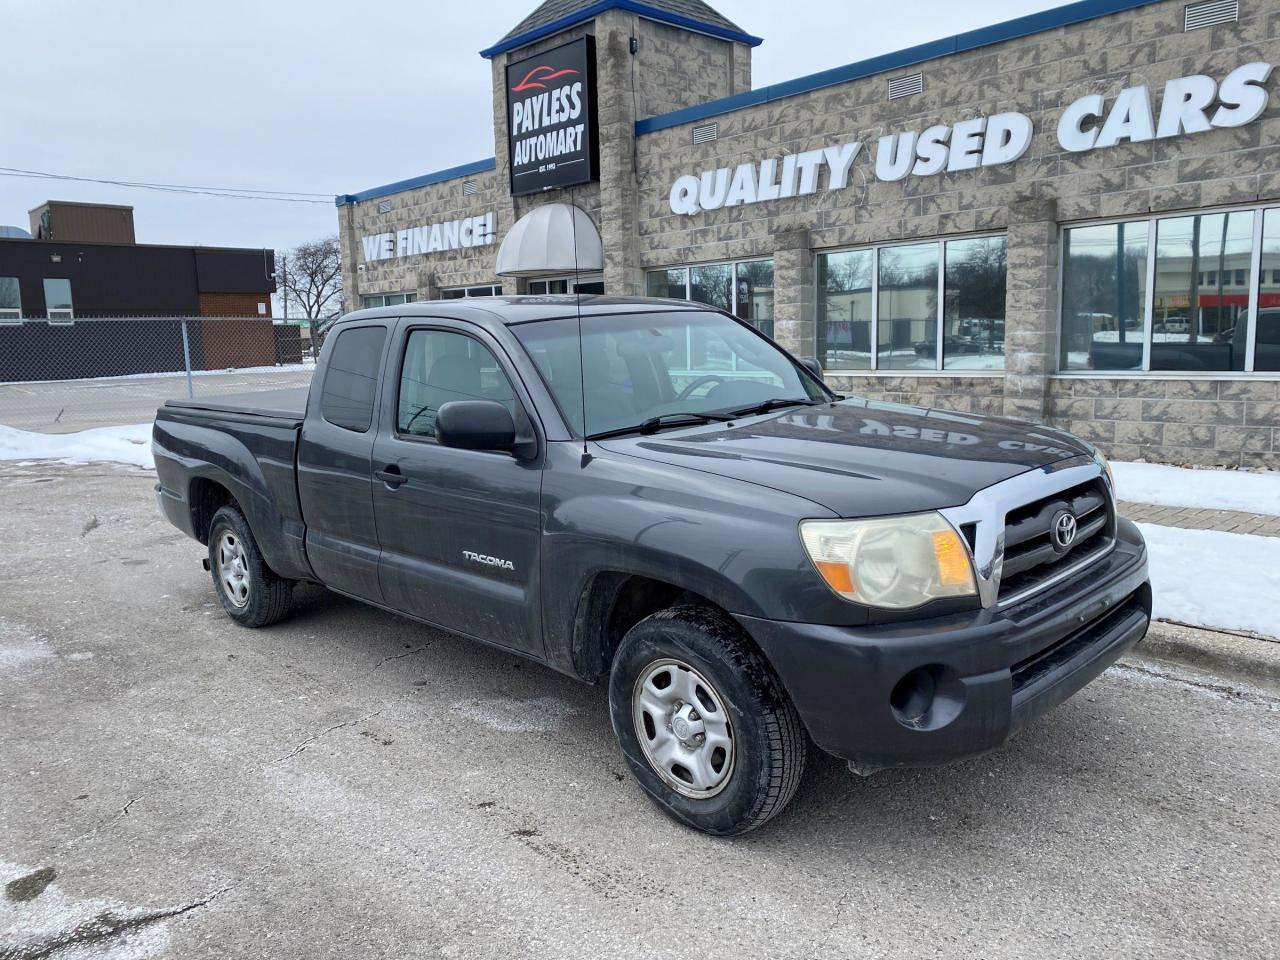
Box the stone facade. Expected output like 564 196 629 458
338 0 1280 468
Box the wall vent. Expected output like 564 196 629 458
1185 0 1238 30
692 122 719 144
887 72 924 100
377 199 393 214
463 179 479 196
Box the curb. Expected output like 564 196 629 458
1128 619 1280 693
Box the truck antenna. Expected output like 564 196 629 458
569 192 591 465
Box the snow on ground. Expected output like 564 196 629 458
0 423 153 469
1138 522 1280 638
1112 461 1280 516
2 361 314 387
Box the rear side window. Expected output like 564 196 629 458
321 325 387 431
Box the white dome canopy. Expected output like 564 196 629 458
495 203 602 278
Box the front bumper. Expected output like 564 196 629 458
736 519 1150 771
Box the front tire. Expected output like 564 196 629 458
609 605 807 836
207 505 292 628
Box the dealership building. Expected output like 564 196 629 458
336 0 1280 468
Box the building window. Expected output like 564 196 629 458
440 284 502 299
527 275 604 295
43 278 74 322
1256 209 1280 372
1060 204 1280 374
643 259 775 338
817 236 1006 372
0 277 20 321
360 292 417 309
1060 222 1148 371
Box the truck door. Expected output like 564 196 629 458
297 321 390 602
370 319 543 656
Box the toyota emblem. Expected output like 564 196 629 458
1051 510 1078 550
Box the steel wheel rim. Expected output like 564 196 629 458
632 657 734 800
217 532 251 608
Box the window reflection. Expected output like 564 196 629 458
1257 210 1280 372
1151 211 1255 372
817 249 873 371
943 237 1006 371
878 242 938 370
1060 223 1149 371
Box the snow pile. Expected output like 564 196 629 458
0 423 154 469
1113 462 1280 516
1139 522 1280 638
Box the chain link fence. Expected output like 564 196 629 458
0 316 321 433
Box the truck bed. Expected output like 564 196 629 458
162 387 308 423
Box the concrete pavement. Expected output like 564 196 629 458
1 462 1277 960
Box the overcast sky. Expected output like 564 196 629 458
1 0 1064 254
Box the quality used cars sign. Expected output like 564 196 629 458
506 36 600 196
669 61 1273 215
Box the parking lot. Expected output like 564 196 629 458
0 462 1276 959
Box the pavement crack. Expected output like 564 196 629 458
120 795 143 816
372 641 433 671
274 710 384 762
1 882 236 960
1113 662 1280 708
79 515 100 537
810 887 855 958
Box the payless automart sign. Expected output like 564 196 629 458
505 36 600 196
668 61 1273 215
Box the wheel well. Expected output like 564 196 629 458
189 478 239 545
572 573 718 682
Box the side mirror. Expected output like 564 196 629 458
800 357 824 382
436 400 516 453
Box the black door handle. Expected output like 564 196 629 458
374 466 406 488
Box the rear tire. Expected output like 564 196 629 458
608 605 807 836
207 505 292 628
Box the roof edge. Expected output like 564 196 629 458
480 0 762 59
335 157 497 207
635 0 1163 135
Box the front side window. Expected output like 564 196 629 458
0 277 20 320
43 278 73 321
1060 223 1149 371
320 325 386 432
396 330 516 439
512 310 826 438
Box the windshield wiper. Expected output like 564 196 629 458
727 397 825 418
588 411 734 441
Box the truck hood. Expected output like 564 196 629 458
596 398 1092 518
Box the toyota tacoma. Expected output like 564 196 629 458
152 297 1151 835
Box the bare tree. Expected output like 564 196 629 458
279 236 343 319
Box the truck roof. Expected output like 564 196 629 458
335 295 711 328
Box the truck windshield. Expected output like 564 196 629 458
512 310 829 438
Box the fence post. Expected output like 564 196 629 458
180 318 194 399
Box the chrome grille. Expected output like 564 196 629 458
998 478 1114 602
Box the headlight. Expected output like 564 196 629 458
799 513 977 609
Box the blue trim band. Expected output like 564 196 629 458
480 0 762 59
334 157 497 206
635 0 1163 135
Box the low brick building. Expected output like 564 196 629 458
336 0 1280 468
0 201 282 381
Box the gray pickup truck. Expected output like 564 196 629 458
153 296 1151 835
